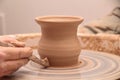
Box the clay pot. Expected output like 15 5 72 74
35 16 84 67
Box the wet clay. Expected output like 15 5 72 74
35 16 84 67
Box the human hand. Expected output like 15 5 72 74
0 36 32 77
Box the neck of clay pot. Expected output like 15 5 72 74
40 23 79 40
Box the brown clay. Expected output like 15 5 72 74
35 15 84 67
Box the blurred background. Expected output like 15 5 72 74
0 0 119 35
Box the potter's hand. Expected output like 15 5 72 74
0 36 32 77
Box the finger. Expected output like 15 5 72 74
0 66 18 77
0 36 25 47
0 70 15 77
0 59 28 74
10 41 25 47
0 36 16 43
0 47 32 60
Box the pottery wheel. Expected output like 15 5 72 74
3 50 120 80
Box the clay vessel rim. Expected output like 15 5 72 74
35 15 84 23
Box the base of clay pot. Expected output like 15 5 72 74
40 55 80 67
